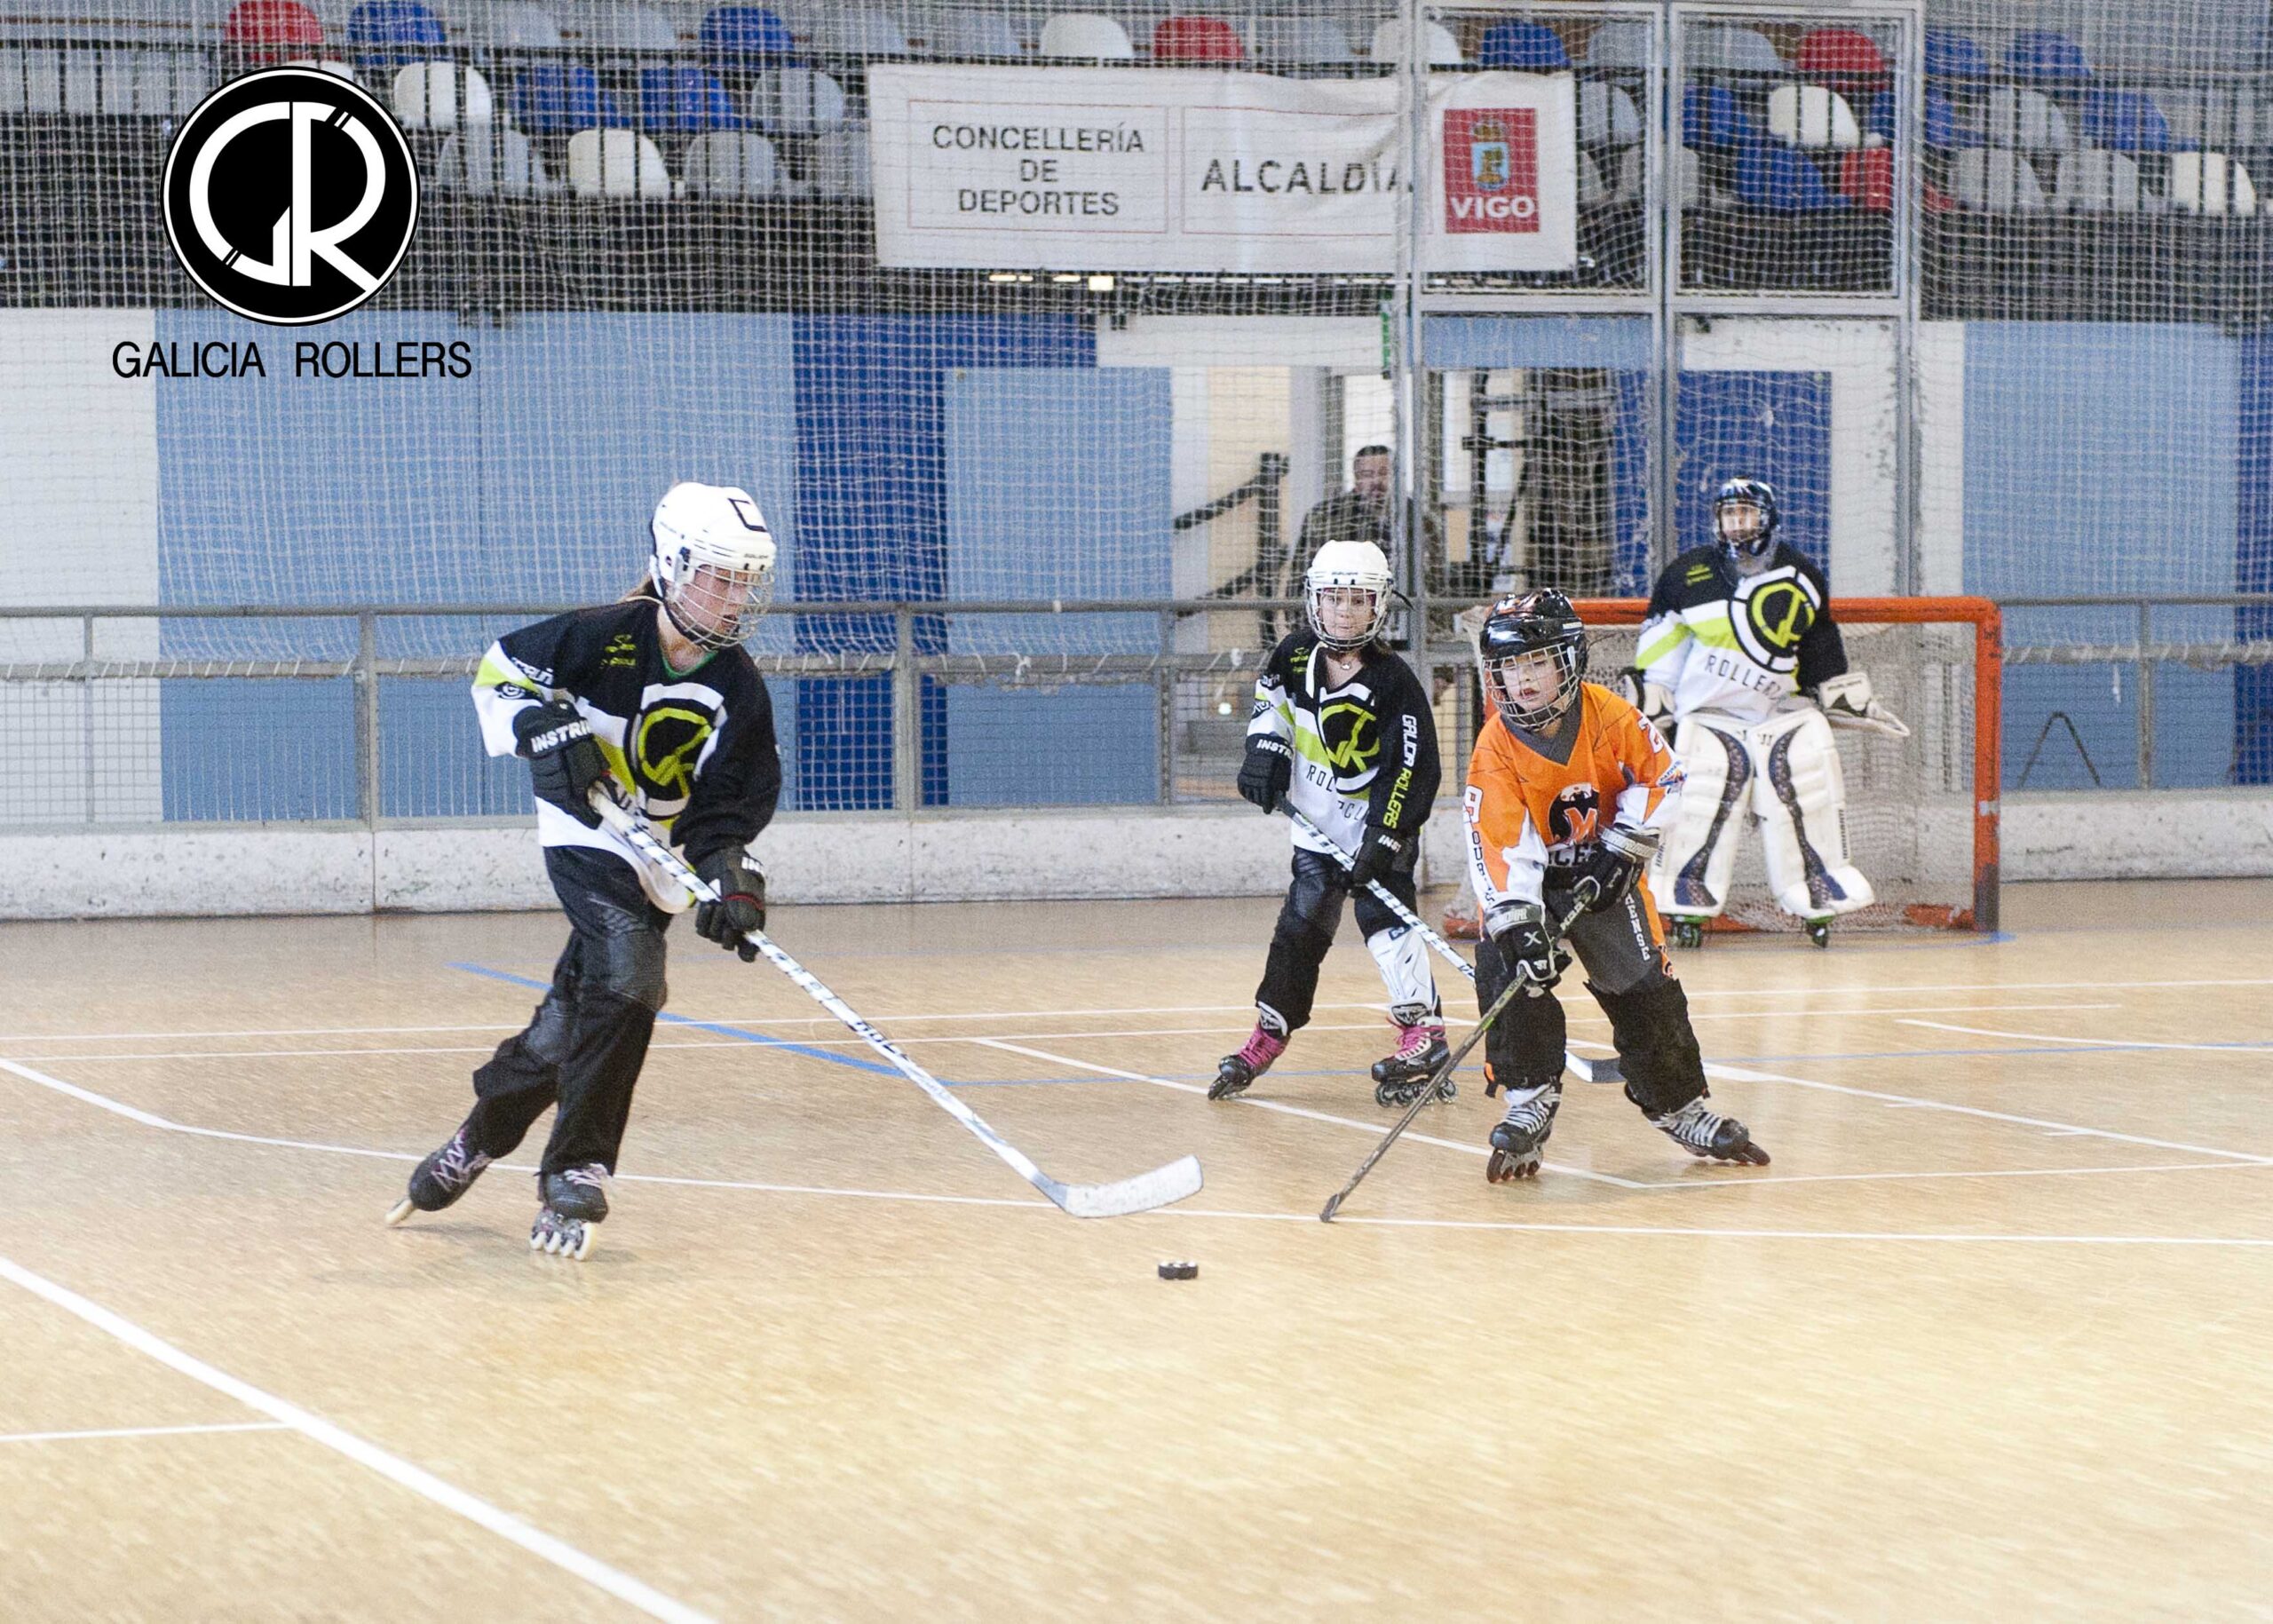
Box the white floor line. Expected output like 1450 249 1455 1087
1618 1159 2264 1192
1899 1018 2273 1055
1175 1208 2273 1248
0 1421 290 1445
1704 1060 2273 1167
1669 1001 2122 1023
967 1038 1654 1190
1674 977 2273 999
0 1254 716 1624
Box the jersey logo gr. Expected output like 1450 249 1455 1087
1548 783 1602 848
1729 567 1822 673
1317 700 1382 772
633 705 714 805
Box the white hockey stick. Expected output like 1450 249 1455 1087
590 793 1203 1220
1281 802 1623 1086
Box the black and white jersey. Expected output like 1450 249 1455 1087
1247 634 1440 856
473 595 781 909
1635 543 1849 725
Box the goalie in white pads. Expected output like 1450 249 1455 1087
1628 478 1910 947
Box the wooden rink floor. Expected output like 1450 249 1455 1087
5 880 2273 1621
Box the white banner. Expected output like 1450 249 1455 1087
868 66 1578 274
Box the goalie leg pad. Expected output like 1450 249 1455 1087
1750 707 1877 920
1593 978 1709 1118
1354 870 1440 1026
1255 850 1347 1034
1475 931 1569 1083
1651 717 1752 919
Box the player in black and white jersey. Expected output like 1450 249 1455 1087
1628 477 1911 947
1211 540 1446 1106
386 482 781 1258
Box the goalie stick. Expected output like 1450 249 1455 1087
1318 878 1598 1224
590 791 1203 1220
1280 803 1620 1084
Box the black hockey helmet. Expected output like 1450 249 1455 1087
1713 476 1779 569
1477 588 1588 733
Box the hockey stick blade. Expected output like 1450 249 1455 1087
590 790 1206 1220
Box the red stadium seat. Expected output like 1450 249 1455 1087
1794 27 1887 85
1152 17 1243 63
225 0 323 62
1838 148 1955 212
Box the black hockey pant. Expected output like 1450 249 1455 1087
464 845 670 1176
1254 844 1435 1034
1472 880 1709 1117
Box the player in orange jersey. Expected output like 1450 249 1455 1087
1465 590 1770 1181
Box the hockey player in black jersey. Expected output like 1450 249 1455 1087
386 482 781 1259
1211 539 1446 1108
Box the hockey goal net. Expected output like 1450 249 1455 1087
1437 596 2003 936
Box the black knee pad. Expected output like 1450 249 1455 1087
524 992 575 1067
587 930 668 1013
1594 978 1707 1117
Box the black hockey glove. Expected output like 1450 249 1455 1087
1487 901 1565 992
513 701 606 828
1346 824 1406 891
693 848 766 962
1237 733 1294 813
1571 823 1659 915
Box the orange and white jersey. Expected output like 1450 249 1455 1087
1465 683 1683 921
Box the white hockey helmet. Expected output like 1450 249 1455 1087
649 481 777 652
1304 539 1394 652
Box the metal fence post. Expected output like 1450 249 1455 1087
1157 606 1176 804
81 613 95 823
356 611 380 825
892 607 919 812
2135 599 2154 789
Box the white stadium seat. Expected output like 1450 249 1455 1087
685 130 783 196
2055 148 2141 212
1951 148 2047 211
435 127 556 194
743 66 845 134
392 61 495 129
804 123 870 196
1368 18 1461 65
566 127 675 198
1037 13 1131 59
1768 83 1865 150
2169 150 2260 217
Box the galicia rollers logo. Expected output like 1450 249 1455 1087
161 67 418 325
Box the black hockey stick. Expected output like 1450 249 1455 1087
1318 878 1598 1224
590 792 1204 1219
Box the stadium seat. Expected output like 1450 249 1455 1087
1734 140 1848 210
1688 26 1780 73
2005 30 2091 84
816 8 911 56
225 0 322 61
1794 28 1886 83
1836 147 1959 213
929 10 1022 58
515 63 623 131
1585 20 1649 68
1950 148 2046 210
1476 20 1569 70
564 3 677 51
2054 148 2140 211
99 50 205 115
638 66 741 131
1923 28 1990 81
1578 81 1642 147
2162 89 2271 153
1682 83 1757 149
346 2 444 68
2169 151 2259 216
743 67 844 134
482 2 561 47
701 6 795 62
1152 17 1242 63
2079 90 2171 153
684 130 781 195
805 123 870 196
1255 17 1350 65
392 61 495 127
435 127 554 193
1576 149 1607 206
567 127 674 197
0 48 92 113
1869 88 1983 150
1984 86 2077 150
1038 13 1131 59
1620 146 1721 210
1368 19 1461 66
1768 84 1865 149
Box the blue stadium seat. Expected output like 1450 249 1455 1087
1923 28 1990 81
2080 89 2173 152
514 63 624 131
701 5 796 63
1476 20 1568 70
1870 88 1984 149
638 67 742 131
2005 29 2091 84
346 1 444 67
1682 83 1756 148
1734 141 1848 210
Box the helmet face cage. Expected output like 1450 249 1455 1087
656 548 775 652
1477 598 1590 733
1713 478 1779 567
1306 578 1390 651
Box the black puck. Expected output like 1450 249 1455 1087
1157 1261 1199 1280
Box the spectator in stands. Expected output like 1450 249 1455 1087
1296 444 1442 581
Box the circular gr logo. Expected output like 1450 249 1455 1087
1729 568 1822 673
161 67 418 325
